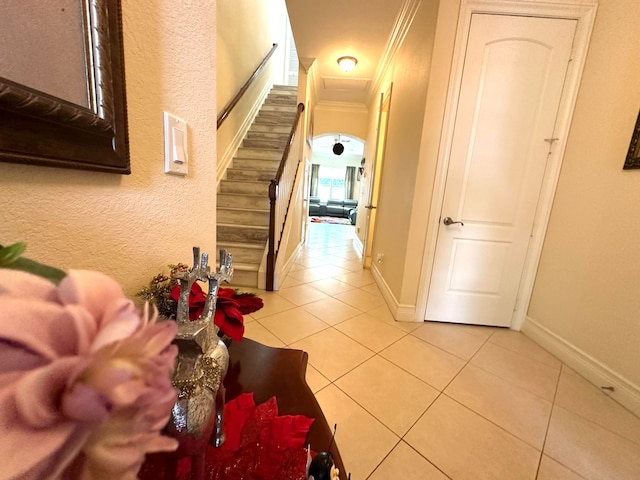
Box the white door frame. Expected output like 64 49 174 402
416 0 598 329
362 84 393 267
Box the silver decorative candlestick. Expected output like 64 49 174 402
165 247 233 480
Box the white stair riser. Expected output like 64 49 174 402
220 182 268 195
256 112 297 120
250 124 291 134
270 89 297 95
260 105 298 113
257 112 297 120
227 268 259 288
265 100 297 108
217 194 269 210
232 158 280 170
243 139 288 150
246 131 290 139
226 169 275 182
235 148 281 160
217 208 269 226
217 246 263 263
254 116 295 126
218 225 268 243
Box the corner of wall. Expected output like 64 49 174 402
371 262 419 323
523 316 640 418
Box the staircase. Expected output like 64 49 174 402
217 85 298 287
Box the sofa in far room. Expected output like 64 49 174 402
326 199 358 219
309 197 357 224
309 196 326 216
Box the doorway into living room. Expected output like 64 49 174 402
308 134 364 228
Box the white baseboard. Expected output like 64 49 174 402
257 247 268 290
272 242 303 291
523 316 640 417
370 263 418 323
352 234 363 256
217 80 273 185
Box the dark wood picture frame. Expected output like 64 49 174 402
0 0 130 174
624 109 640 169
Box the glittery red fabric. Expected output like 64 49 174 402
139 393 314 480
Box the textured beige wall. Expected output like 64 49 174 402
528 0 640 386
314 105 369 139
216 0 275 162
0 0 217 297
368 0 439 302
216 0 273 108
402 0 458 307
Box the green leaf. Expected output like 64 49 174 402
4 257 66 285
0 242 27 267
0 242 66 285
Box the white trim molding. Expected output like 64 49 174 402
352 233 364 257
314 101 369 115
371 263 416 322
370 0 422 104
523 317 640 417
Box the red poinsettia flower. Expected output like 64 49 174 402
170 285 263 342
214 288 263 342
170 282 207 321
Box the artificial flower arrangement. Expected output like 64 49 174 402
0 243 264 479
136 263 263 342
0 242 179 479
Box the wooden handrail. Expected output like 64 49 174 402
216 43 278 129
274 103 305 184
266 102 305 291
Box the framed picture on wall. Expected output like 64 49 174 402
0 0 130 174
624 109 640 169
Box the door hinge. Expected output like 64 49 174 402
544 137 559 154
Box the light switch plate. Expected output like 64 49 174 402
163 111 188 176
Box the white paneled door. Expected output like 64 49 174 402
425 14 577 327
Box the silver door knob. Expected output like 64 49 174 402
443 217 464 226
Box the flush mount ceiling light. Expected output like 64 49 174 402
337 56 358 73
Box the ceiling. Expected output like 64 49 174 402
285 0 407 105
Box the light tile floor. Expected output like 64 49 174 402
234 221 640 480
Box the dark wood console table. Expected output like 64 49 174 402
141 338 346 479
225 338 347 479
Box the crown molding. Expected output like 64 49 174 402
369 0 422 104
315 101 369 114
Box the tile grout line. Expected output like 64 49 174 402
534 362 565 480
356 331 502 479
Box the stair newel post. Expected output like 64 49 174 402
267 179 278 291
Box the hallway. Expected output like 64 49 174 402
239 221 640 480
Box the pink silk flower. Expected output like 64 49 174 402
0 269 179 479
